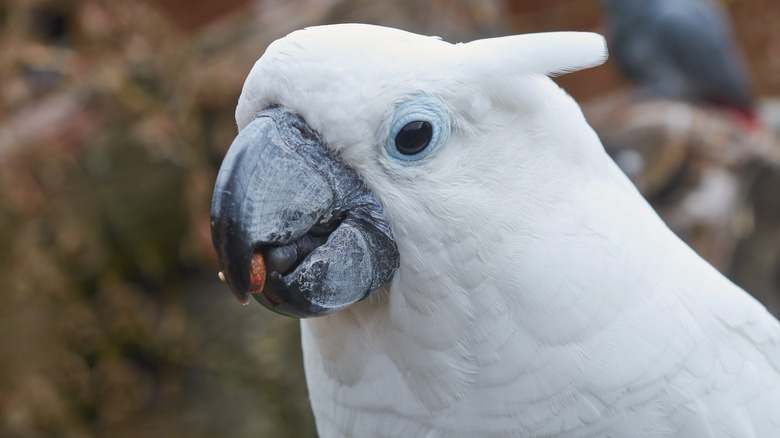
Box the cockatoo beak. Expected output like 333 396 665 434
210 106 399 317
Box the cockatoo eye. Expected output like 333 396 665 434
384 94 450 163
395 121 433 155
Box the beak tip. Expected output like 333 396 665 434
233 289 251 305
219 269 252 305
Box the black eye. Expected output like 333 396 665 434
395 121 433 156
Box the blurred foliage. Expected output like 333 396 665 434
0 0 310 436
0 0 778 437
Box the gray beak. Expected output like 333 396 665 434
210 106 399 318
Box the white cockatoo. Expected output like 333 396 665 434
210 24 780 437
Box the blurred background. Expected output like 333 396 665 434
0 0 778 436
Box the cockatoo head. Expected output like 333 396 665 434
211 24 607 317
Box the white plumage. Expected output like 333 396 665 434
236 24 780 437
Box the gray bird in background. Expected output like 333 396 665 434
600 0 760 128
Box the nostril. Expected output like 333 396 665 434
258 234 329 276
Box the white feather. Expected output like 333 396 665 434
238 24 780 437
456 31 608 77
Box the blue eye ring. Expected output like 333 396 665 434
384 94 450 163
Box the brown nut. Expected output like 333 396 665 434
250 251 267 294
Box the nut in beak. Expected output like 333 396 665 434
250 251 267 295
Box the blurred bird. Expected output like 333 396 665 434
599 0 760 129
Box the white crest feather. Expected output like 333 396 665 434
457 31 608 77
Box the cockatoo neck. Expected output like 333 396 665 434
302 87 662 412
